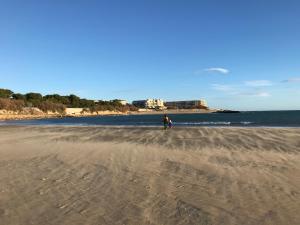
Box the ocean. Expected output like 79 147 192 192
1 110 300 127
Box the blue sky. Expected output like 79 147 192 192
0 0 300 110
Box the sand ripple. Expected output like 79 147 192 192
0 126 299 225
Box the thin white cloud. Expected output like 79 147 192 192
238 91 271 97
255 92 271 97
211 84 233 92
212 83 271 98
245 80 272 87
203 67 229 74
282 77 300 83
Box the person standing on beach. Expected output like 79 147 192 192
168 119 173 128
163 114 169 130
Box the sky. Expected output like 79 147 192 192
0 0 300 110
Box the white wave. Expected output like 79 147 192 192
240 121 252 125
173 121 253 125
173 121 231 125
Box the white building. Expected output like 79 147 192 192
118 100 127 105
132 99 165 109
165 100 208 109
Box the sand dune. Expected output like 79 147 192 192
0 126 299 225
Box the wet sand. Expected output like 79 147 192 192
0 126 299 225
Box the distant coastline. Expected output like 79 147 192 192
1 87 239 121
129 108 217 115
0 108 217 121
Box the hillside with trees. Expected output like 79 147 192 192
0 88 137 114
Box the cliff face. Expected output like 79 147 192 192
64 108 125 117
0 107 126 121
0 108 63 120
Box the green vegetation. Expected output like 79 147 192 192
0 88 137 113
12 93 26 101
0 89 13 98
90 100 138 113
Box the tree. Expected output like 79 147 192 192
79 98 95 108
25 92 42 101
68 94 81 107
12 93 26 100
0 89 13 98
25 92 43 106
110 99 122 107
43 94 70 105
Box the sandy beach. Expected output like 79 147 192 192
0 126 299 225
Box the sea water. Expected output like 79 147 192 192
1 111 300 127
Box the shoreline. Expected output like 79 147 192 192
0 109 215 121
1 123 300 129
128 109 216 115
